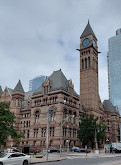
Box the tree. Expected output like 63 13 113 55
0 102 17 146
13 131 24 146
78 113 107 148
78 113 98 147
97 121 107 147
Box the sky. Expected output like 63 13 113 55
0 0 121 102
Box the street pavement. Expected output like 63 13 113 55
30 152 121 165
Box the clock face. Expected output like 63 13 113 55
82 38 90 47
92 39 96 48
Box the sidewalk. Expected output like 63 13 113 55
30 154 66 164
30 152 121 164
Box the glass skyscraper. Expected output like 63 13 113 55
108 28 121 114
29 75 46 91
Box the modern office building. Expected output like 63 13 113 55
108 29 121 113
29 75 46 91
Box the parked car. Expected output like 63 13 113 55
71 146 91 153
48 147 60 153
7 147 19 153
79 148 91 153
0 152 31 165
71 146 80 152
29 148 41 154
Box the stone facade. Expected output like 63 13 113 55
0 70 80 149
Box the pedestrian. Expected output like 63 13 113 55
85 149 88 156
34 148 37 156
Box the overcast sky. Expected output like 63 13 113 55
0 0 121 102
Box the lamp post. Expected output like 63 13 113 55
46 108 49 161
95 128 98 150
60 114 74 156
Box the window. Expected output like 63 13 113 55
50 140 53 146
63 109 67 119
82 59 84 69
35 111 40 123
73 112 76 124
21 121 22 128
42 128 46 137
34 129 38 137
26 121 28 127
33 141 36 146
63 128 67 137
24 121 26 127
29 121 30 127
27 130 29 138
50 127 54 137
73 129 76 138
88 57 90 68
85 58 87 68
50 110 56 121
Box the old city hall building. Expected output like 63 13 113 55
0 21 120 149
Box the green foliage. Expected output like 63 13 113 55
97 121 107 144
78 113 106 148
0 102 17 146
13 131 24 146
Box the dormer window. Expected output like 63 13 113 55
44 86 49 94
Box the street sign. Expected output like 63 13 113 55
60 140 62 145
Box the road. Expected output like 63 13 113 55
33 156 121 165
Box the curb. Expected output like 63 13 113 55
30 158 66 164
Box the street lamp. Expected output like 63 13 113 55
46 108 50 161
60 114 74 156
46 108 55 160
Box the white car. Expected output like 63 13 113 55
0 152 31 165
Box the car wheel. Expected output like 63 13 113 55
23 160 28 165
0 162 3 165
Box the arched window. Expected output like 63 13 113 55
21 121 22 128
26 121 28 127
68 110 72 122
35 111 40 123
82 59 84 69
63 109 67 119
88 57 90 68
50 109 56 121
85 58 87 68
24 121 26 127
73 112 76 124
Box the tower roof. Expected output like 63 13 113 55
81 20 97 39
13 80 24 93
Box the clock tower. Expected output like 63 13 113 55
79 21 100 116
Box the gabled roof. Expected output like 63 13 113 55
48 69 68 92
0 86 3 96
7 88 13 96
13 80 24 93
103 100 116 113
33 69 78 97
81 20 97 39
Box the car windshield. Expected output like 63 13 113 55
0 154 8 158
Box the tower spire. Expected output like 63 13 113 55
13 80 24 93
80 21 97 39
